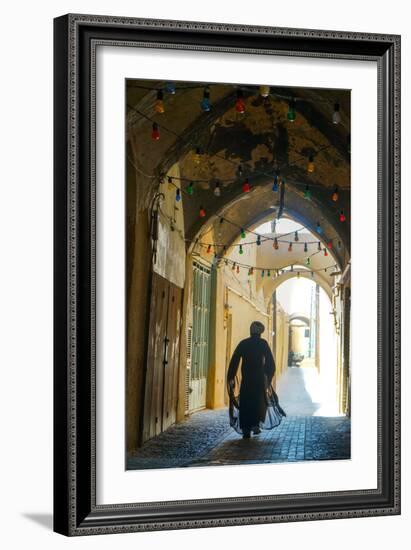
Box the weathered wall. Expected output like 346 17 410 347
126 160 153 452
275 304 289 379
126 159 187 451
154 163 186 289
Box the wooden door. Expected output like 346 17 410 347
142 272 182 443
162 284 182 431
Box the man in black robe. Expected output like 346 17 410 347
227 321 286 439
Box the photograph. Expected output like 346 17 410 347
125 79 352 471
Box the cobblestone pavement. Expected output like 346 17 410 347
127 410 350 470
127 366 350 470
188 416 350 467
127 409 230 470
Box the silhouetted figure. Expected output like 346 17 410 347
227 321 286 439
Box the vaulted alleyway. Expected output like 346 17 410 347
127 366 350 470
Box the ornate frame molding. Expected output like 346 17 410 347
54 14 401 536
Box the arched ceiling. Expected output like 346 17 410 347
263 271 333 306
127 79 351 267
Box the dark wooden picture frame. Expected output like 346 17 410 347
53 14 401 536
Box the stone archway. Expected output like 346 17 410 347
126 79 351 453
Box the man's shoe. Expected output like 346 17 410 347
243 431 251 439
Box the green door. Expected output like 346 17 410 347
189 261 211 412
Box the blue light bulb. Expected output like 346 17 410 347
165 82 176 94
272 174 279 192
201 97 211 112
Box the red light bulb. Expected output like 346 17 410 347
151 122 160 141
242 179 251 193
199 206 206 218
235 90 246 113
339 210 346 222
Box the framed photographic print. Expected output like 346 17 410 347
53 14 401 536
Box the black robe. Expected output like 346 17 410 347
227 335 286 434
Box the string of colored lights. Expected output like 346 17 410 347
126 104 347 228
158 201 333 246
191 239 339 276
129 84 347 263
156 205 339 274
195 238 336 272
215 256 339 278
165 170 344 239
127 81 344 112
128 102 336 180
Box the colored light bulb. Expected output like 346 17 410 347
304 243 308 253
165 82 176 94
327 240 333 249
306 257 311 266
304 185 312 199
260 85 270 98
287 99 296 121
339 210 346 222
272 174 279 192
175 188 181 202
288 242 293 252
261 270 265 278
232 263 236 271
151 122 160 141
324 248 328 257
332 102 341 124
307 155 315 173
267 270 271 277
214 181 221 197
242 179 251 193
256 235 261 246
187 182 194 195
207 244 212 254
332 186 339 202
235 90 246 113
239 245 244 254
318 242 321 251
316 221 322 234
236 265 240 274
199 206 206 218
193 147 202 164
154 90 165 114
240 228 246 239
273 238 279 250
294 231 299 242
337 240 342 250
201 87 211 112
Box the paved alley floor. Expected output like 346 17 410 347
127 367 350 470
